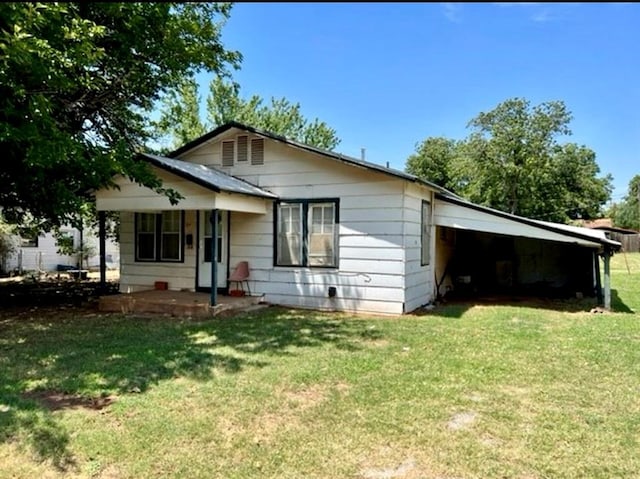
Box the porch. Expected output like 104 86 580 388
98 289 267 318
93 153 278 308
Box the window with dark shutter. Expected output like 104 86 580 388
251 138 264 165
135 211 184 262
160 211 181 261
237 135 248 162
222 140 234 167
275 199 339 268
136 213 156 260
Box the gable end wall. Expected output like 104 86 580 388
180 136 412 315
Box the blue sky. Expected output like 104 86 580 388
197 2 639 203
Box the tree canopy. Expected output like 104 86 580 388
0 2 240 228
405 137 462 193
406 98 613 223
610 175 640 230
154 76 341 152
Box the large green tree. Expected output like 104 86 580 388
0 2 240 228
611 175 640 230
406 98 613 223
549 143 613 221
405 137 464 193
153 77 208 150
155 77 341 151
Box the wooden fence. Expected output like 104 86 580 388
609 232 640 252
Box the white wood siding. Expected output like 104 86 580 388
403 183 435 312
118 211 197 293
179 136 410 314
107 128 445 314
100 127 606 312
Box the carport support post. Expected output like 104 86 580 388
594 251 603 306
210 209 218 306
98 211 106 293
603 247 612 311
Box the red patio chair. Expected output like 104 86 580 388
229 261 250 296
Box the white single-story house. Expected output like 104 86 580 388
93 122 620 314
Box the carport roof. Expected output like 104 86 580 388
435 193 621 251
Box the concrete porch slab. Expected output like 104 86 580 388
98 290 265 317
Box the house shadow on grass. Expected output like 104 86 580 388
412 289 634 319
0 305 381 468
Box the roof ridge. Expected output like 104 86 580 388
167 121 457 196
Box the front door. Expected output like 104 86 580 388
198 210 228 289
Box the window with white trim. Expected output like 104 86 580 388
277 203 303 266
276 199 338 267
136 213 156 260
203 212 223 263
136 211 183 262
161 211 181 261
308 203 335 266
421 199 432 265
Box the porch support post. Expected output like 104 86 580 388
98 211 107 293
210 209 218 306
603 247 612 311
594 250 603 306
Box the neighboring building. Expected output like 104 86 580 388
93 122 620 314
4 227 119 274
582 219 640 253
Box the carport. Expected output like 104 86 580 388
433 194 621 309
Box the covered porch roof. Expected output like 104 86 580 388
95 154 277 214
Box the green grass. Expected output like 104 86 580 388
0 253 639 478
610 250 640 312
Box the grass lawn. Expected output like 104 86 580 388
0 253 639 478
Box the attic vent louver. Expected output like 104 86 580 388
237 135 248 162
251 138 264 165
222 140 234 167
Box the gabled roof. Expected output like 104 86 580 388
436 193 621 251
161 122 618 250
591 225 640 235
140 153 277 199
168 121 453 196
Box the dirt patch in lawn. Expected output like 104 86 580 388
357 445 437 479
22 390 117 411
360 458 417 479
282 384 328 409
447 411 478 431
250 384 336 445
